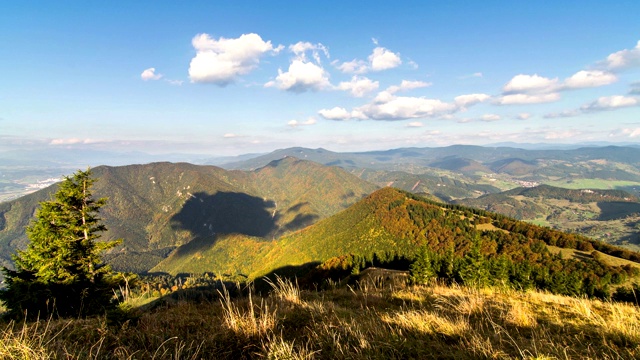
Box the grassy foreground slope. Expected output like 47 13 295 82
2 280 639 359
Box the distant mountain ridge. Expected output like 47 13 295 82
221 145 640 172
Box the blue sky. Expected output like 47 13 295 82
1 1 639 156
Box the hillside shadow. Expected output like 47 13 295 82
171 191 277 239
596 202 640 221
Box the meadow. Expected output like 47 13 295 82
1 278 639 359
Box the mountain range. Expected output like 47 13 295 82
2 144 640 281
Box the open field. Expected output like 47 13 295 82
545 179 640 192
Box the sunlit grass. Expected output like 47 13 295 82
1 280 639 359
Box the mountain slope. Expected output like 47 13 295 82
0 159 377 272
153 187 640 298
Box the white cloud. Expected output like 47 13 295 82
406 121 423 127
336 59 368 74
189 33 281 85
318 107 366 121
223 133 240 138
289 42 329 63
497 93 561 105
166 79 183 86
266 59 331 92
357 95 456 120
621 128 640 137
266 40 332 93
543 110 581 119
336 46 402 74
563 70 617 89
141 68 162 81
581 95 639 111
337 76 379 97
288 117 317 127
603 40 640 70
50 138 100 145
516 113 531 120
369 47 402 71
503 74 559 94
321 89 489 122
481 114 501 122
454 93 491 108
386 80 431 94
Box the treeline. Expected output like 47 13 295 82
310 239 637 301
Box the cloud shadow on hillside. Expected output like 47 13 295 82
170 191 277 239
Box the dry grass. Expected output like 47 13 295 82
1 280 640 359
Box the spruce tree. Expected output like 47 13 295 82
0 169 122 319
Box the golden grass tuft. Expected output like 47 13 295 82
218 285 277 338
0 320 51 360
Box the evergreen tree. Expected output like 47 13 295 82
0 169 122 319
457 236 490 287
410 245 437 284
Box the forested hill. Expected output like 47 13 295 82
0 158 377 273
153 187 640 297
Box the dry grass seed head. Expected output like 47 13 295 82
505 300 538 328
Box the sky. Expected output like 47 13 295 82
1 1 640 156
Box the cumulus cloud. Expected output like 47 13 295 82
497 93 561 105
223 133 240 138
630 82 640 95
386 80 431 94
516 113 531 120
563 70 617 89
406 121 424 127
602 40 640 70
498 67 619 105
503 74 559 94
337 76 379 97
288 117 317 127
357 96 457 120
454 93 491 108
318 107 366 121
141 68 162 81
266 59 330 92
265 40 332 93
320 90 489 122
369 47 402 71
581 95 639 112
336 44 402 74
544 95 638 118
189 33 281 85
497 74 562 104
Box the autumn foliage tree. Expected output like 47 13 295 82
0 169 122 319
